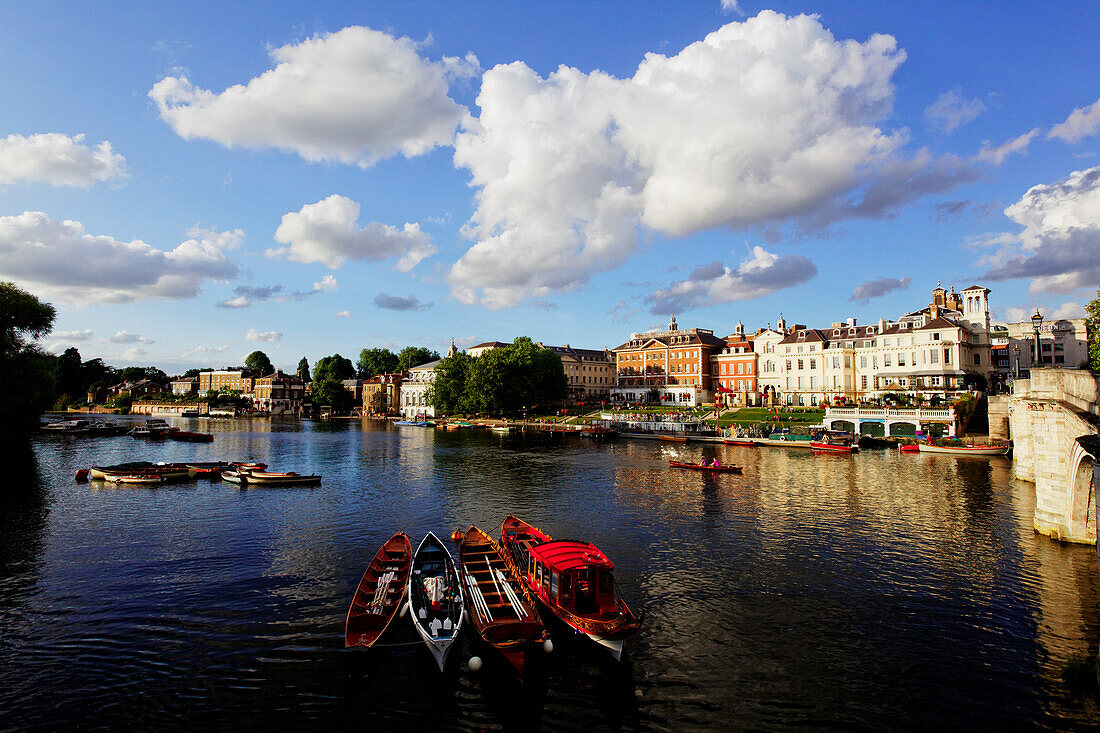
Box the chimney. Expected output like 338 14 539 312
878 318 886 332
846 317 857 327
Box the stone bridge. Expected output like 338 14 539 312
1000 369 1100 545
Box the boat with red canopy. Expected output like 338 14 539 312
344 532 412 648
500 515 640 660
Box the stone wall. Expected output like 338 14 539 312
1009 369 1099 544
988 395 1011 440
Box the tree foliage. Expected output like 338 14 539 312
297 357 311 381
245 350 274 375
314 353 355 383
357 347 399 378
429 338 567 417
397 346 440 373
0 282 57 436
1086 288 1100 372
116 365 168 383
56 347 84 402
312 377 355 412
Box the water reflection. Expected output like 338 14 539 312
0 424 1095 730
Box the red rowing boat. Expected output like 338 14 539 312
810 441 858 453
723 439 756 447
500 515 639 660
345 532 412 648
668 461 743 473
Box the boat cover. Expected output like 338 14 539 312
529 540 614 572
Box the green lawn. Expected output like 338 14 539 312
716 407 825 428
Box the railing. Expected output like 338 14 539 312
825 407 954 420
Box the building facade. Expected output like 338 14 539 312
710 322 759 406
610 315 727 406
250 372 306 414
544 345 615 402
198 369 257 394
364 373 403 416
399 359 440 419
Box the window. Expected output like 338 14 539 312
797 359 804 370
933 333 941 341
930 350 939 364
860 356 868 368
861 375 868 389
550 571 559 597
973 354 981 365
945 349 952 364
883 354 892 367
833 356 840 368
786 360 792 371
810 376 817 389
809 345 816 352
797 376 804 389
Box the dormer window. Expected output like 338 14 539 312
798 330 806 338
833 329 840 336
848 328 856 335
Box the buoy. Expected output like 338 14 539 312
74 469 89 483
468 656 482 672
450 530 465 543
543 639 554 654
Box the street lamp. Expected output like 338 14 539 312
1031 308 1043 368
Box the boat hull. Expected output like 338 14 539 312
668 461 743 473
810 442 858 453
345 533 412 649
408 532 464 672
916 444 1010 456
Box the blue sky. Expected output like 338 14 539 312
1 1 1098 373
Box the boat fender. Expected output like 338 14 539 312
399 601 409 618
543 639 553 654
450 530 465 543
75 469 89 483
468 656 482 672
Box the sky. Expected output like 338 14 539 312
1 0 1098 374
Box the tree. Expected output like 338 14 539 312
312 377 355 413
82 358 116 391
297 357 311 381
117 366 168 384
397 346 440 373
56 347 84 403
0 282 58 437
428 350 474 415
432 338 567 417
1086 288 1100 372
314 353 355 383
245 350 274 375
357 347 398 378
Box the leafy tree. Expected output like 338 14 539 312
312 377 355 413
181 368 212 379
245 350 274 375
117 366 168 384
357 347 399 378
1086 288 1100 372
0 282 58 436
314 353 355 383
397 346 440 373
56 347 84 402
297 357 311 381
428 350 474 415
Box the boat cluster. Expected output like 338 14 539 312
76 461 321 486
345 515 640 679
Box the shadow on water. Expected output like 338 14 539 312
0 440 46 583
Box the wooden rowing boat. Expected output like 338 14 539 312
916 443 1010 456
221 469 321 486
723 438 756 446
459 526 548 678
89 463 194 481
105 474 167 485
658 435 688 442
668 461 743 474
500 515 639 661
408 532 465 671
345 532 412 648
810 441 859 453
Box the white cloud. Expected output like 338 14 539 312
0 133 127 187
120 347 148 361
335 310 351 318
647 246 817 313
245 328 282 342
0 212 239 303
180 344 231 358
110 330 154 344
450 11 972 308
268 194 435 270
1049 97 1100 144
720 0 743 14
925 89 985 135
984 166 1100 294
1050 301 1085 319
149 26 472 167
313 274 338 292
975 129 1039 166
850 276 911 302
52 329 95 341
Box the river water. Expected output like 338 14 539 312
1 417 1098 731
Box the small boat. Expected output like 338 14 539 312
445 421 474 431
89 462 194 481
105 474 167 485
408 532 465 671
500 515 640 660
917 442 1010 456
668 461 743 473
723 438 757 447
459 526 549 678
345 532 413 648
224 470 321 486
167 430 214 443
657 435 688 442
899 443 921 453
580 427 618 440
810 441 859 454
491 425 515 434
394 420 430 426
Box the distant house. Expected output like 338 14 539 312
198 368 259 395
341 379 365 403
249 371 306 415
364 373 403 416
170 377 198 396
109 379 166 399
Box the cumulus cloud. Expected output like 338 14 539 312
0 133 127 187
975 129 1039 166
335 310 351 318
984 166 1100 294
373 293 431 311
850 276 911 302
925 89 985 135
52 329 94 341
180 344 231 358
720 0 743 14
313 274 338 292
245 328 282 342
1049 97 1100 144
0 212 238 303
1050 301 1086 319
647 246 816 314
217 274 339 308
450 11 973 308
268 194 435 270
149 26 472 166
110 330 154 344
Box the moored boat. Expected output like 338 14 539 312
408 532 465 671
500 515 639 660
810 441 859 453
723 438 757 446
89 462 194 481
916 442 1010 456
345 532 413 648
459 526 549 678
105 474 167 485
657 435 688 442
580 427 618 440
223 469 321 486
668 461 743 473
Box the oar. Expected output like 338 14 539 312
494 568 526 618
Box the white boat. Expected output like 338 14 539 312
408 531 464 671
916 443 1010 456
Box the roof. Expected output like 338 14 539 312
529 540 614 572
409 359 441 371
915 316 961 331
469 341 510 350
612 329 726 351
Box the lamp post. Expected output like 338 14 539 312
1013 345 1020 379
1031 309 1044 368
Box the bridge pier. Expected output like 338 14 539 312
1008 370 1099 545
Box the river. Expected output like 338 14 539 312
1 417 1097 730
